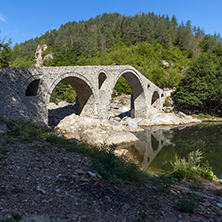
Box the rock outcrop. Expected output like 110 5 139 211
34 44 53 67
49 95 201 147
55 113 139 146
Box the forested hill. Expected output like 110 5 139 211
10 12 222 88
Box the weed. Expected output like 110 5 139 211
77 126 87 142
3 212 21 222
55 179 64 184
44 132 67 145
1 149 9 155
170 150 216 181
216 211 222 216
152 172 178 191
176 192 199 213
67 142 147 184
0 162 9 166
2 120 148 185
137 209 148 221
59 159 65 163
163 101 169 107
197 113 216 119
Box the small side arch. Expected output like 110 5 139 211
26 79 40 96
98 71 107 89
151 91 160 106
24 75 42 96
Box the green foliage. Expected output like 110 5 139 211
152 171 178 190
173 54 222 115
176 192 199 213
43 132 67 145
113 76 132 96
0 33 12 67
10 12 222 94
170 150 216 181
6 120 147 184
3 213 21 222
68 144 147 184
170 150 203 171
50 81 77 104
93 150 146 183
197 113 215 119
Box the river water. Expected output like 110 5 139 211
126 123 222 179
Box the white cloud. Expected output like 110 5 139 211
0 13 7 23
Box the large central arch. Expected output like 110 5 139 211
111 69 147 118
48 72 96 117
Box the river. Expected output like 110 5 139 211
126 123 222 179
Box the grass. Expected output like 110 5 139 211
176 191 199 213
3 121 147 185
196 113 219 119
2 120 218 186
66 143 147 184
3 213 21 222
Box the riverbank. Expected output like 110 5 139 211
49 95 202 147
0 122 222 221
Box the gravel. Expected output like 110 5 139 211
1 134 222 222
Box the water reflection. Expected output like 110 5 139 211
132 127 173 170
123 124 222 179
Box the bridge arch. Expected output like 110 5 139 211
48 72 96 117
111 69 147 118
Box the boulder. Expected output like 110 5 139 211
105 132 139 146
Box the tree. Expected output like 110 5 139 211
0 33 12 67
173 54 221 114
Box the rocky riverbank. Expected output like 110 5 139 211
49 94 201 147
0 124 222 222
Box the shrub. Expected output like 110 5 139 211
176 192 199 213
170 150 216 181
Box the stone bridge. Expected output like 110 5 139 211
0 65 167 126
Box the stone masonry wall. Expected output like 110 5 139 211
0 65 166 126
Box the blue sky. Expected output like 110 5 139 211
0 0 222 46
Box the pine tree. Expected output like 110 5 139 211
0 33 12 67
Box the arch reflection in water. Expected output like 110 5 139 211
131 127 173 169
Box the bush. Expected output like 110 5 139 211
170 150 216 181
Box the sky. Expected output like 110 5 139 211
0 0 222 46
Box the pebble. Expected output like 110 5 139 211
37 188 46 194
75 169 84 174
216 203 222 208
87 171 96 177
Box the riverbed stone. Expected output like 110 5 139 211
105 132 139 146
